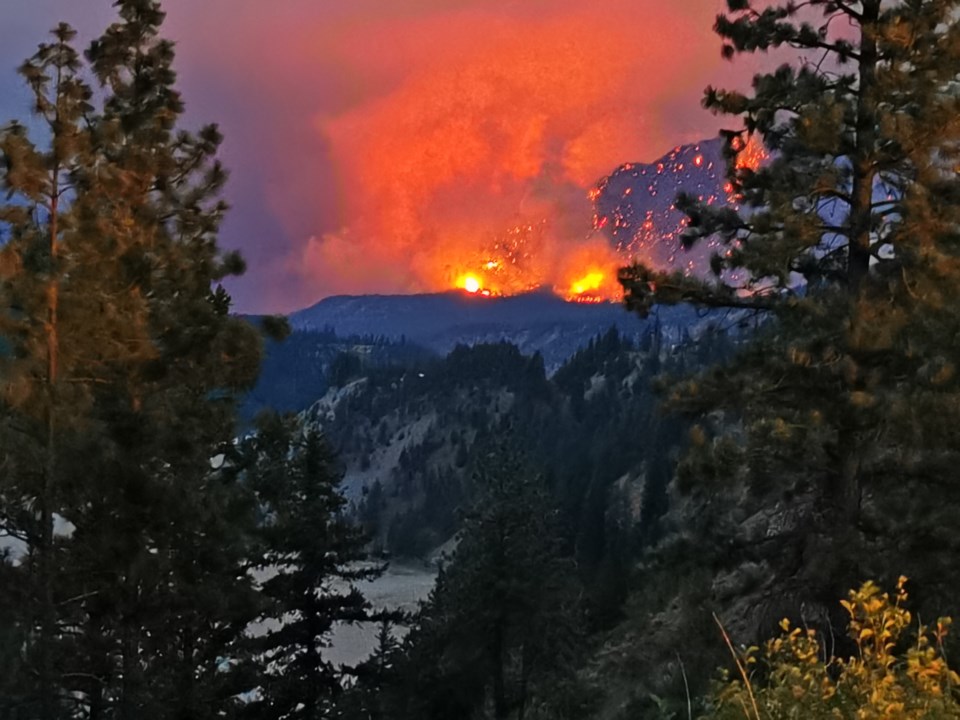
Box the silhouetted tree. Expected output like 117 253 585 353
242 414 376 720
620 0 960 614
388 443 582 720
0 3 272 716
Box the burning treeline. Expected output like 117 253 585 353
442 134 767 303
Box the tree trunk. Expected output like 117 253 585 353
89 680 104 720
847 1 879 299
834 0 880 528
178 629 197 720
39 148 61 720
121 626 138 720
517 642 532 720
492 615 508 720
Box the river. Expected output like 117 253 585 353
325 561 438 667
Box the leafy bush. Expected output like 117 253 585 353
704 578 960 719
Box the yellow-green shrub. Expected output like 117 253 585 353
703 577 960 719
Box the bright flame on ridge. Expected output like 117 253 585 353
570 271 605 296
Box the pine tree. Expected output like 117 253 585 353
0 3 270 716
242 413 376 720
0 23 115 719
388 443 581 720
619 1 960 616
82 5 266 714
336 613 402 720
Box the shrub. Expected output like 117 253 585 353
704 577 960 719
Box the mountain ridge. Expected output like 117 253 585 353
288 290 705 371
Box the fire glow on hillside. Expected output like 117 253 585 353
292 2 760 304
284 1 775 306
448 221 625 302
444 135 767 303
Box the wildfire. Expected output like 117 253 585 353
566 274 609 302
448 236 623 303
554 240 624 302
569 271 605 296
455 272 497 296
734 134 767 172
721 134 770 203
561 266 620 303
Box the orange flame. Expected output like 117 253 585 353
723 134 769 203
570 271 605 296
554 239 623 302
445 231 623 302
735 134 767 172
460 275 482 293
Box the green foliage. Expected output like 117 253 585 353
705 578 960 719
619 0 960 616
381 443 584 720
0 3 272 717
238 413 377 720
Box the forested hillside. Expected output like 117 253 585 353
306 327 733 604
240 327 434 421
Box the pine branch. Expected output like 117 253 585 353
831 1 864 22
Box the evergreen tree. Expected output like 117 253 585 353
0 3 270 716
242 413 376 720
336 613 402 720
388 443 581 720
0 24 99 719
620 1 960 618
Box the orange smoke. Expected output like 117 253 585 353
292 1 733 302
127 0 775 310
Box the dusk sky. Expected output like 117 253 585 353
0 1 763 313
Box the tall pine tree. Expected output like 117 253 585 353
0 2 270 716
620 0 960 619
386 443 581 720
